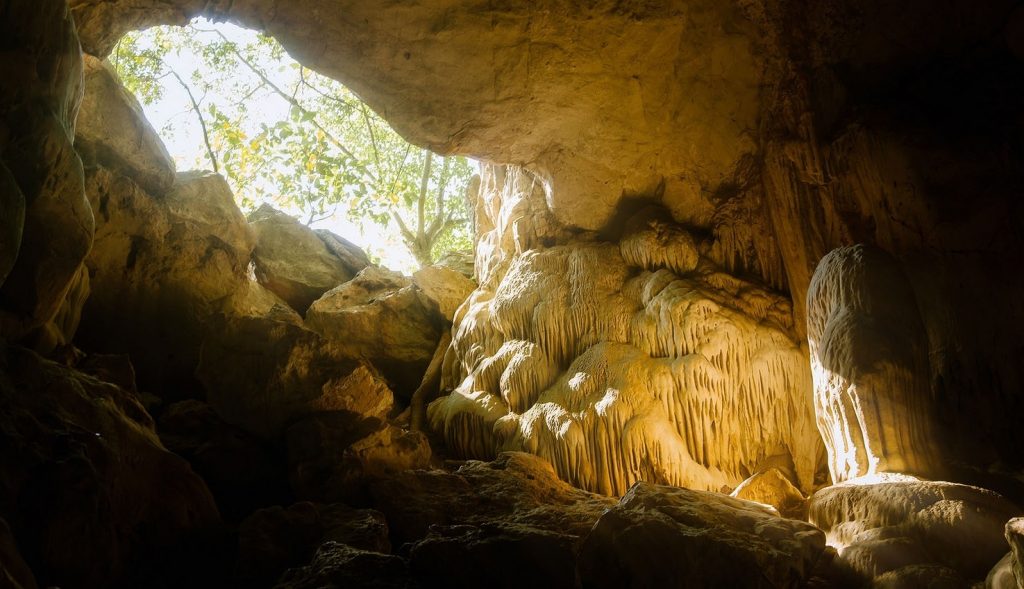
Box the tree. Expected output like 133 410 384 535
112 21 474 268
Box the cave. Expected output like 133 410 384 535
1 0 1024 587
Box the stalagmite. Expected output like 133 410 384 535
806 245 940 483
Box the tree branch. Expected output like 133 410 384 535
165 68 219 173
193 27 375 182
417 150 433 238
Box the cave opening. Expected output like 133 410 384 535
1 1 1023 588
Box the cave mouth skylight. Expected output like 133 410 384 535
114 19 476 273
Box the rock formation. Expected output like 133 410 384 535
306 267 447 397
0 0 1022 586
807 245 940 483
578 482 829 588
430 234 820 496
247 204 365 314
810 475 1020 585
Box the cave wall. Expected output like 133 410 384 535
0 0 1018 497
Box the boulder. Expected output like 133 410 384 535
286 412 430 503
78 168 254 396
412 264 475 322
368 452 613 547
315 229 371 274
236 502 389 588
809 477 1021 584
247 205 361 313
0 344 220 588
874 564 967 589
730 468 808 520
76 54 175 195
158 400 291 521
576 482 828 589
409 523 578 589
274 542 413 589
306 266 445 397
197 315 394 437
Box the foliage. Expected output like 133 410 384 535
113 22 474 267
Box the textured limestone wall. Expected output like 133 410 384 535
0 0 92 352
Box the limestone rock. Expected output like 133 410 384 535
236 502 389 588
412 265 475 322
576 481 828 588
435 249 475 278
807 245 940 483
76 352 138 393
472 164 570 285
430 242 820 496
158 400 291 521
1008 518 1024 589
0 345 220 588
409 523 578 589
315 229 371 275
874 564 967 589
730 468 808 520
247 205 359 313
78 168 254 395
0 0 91 352
368 452 613 547
76 55 175 194
274 542 413 589
619 206 700 276
222 278 303 324
197 315 394 437
809 477 1021 583
286 412 431 503
306 267 444 397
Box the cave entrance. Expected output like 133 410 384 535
107 18 476 274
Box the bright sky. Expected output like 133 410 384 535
129 20 423 273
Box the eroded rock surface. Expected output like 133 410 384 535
810 476 1021 584
236 502 389 588
286 412 431 503
807 245 940 483
76 54 175 194
307 267 445 397
577 481 828 588
0 0 91 352
78 168 254 395
197 315 394 437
